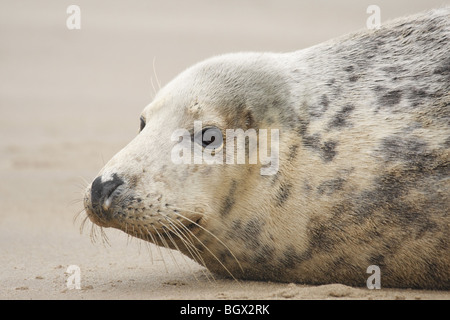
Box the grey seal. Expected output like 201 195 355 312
83 7 449 289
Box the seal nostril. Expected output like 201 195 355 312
90 173 124 208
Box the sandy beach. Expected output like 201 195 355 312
0 0 449 300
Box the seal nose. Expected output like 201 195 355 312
90 173 124 209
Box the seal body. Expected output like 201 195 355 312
84 8 450 289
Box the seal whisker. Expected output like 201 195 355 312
136 225 147 254
124 222 139 254
131 224 136 239
114 188 133 205
166 205 224 227
73 207 86 226
159 221 202 281
89 222 98 244
75 175 91 189
79 214 90 236
124 222 133 246
151 224 181 271
129 224 141 249
71 176 90 196
164 217 215 282
143 240 155 265
89 222 96 243
168 211 239 282
100 226 110 247
160 223 183 255
164 218 209 268
81 215 99 244
99 152 105 166
69 198 84 205
164 215 204 255
93 225 106 246
164 216 205 260
169 206 244 273
141 224 168 273
152 56 161 90
150 77 157 100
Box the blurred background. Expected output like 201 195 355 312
0 0 447 299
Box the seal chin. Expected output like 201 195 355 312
111 212 205 248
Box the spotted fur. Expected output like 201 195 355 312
84 8 449 289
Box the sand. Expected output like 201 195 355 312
0 0 448 300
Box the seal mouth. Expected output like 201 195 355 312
84 206 113 228
183 217 203 232
110 215 204 247
163 215 204 236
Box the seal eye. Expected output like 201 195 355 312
193 126 223 151
139 117 146 132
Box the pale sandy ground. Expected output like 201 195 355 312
0 0 449 300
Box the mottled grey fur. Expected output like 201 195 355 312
84 8 449 289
